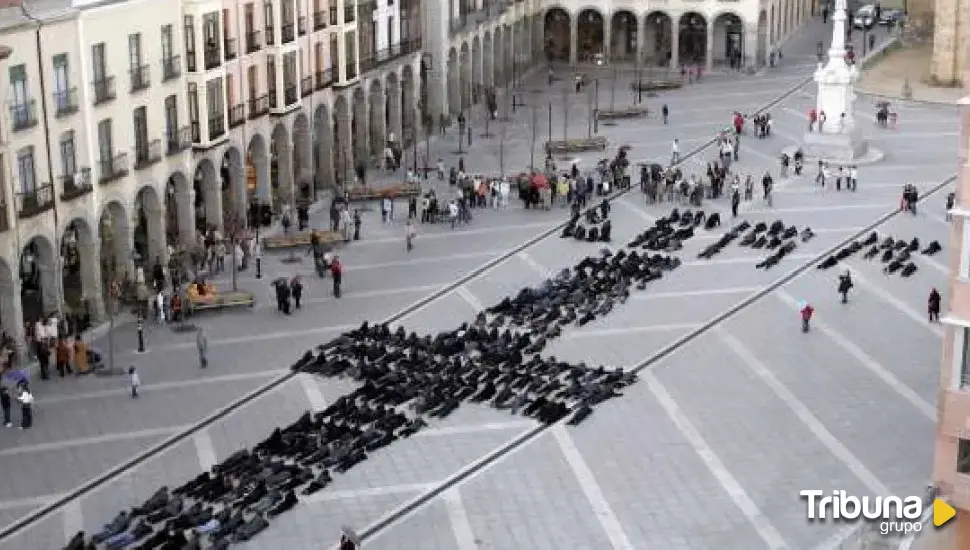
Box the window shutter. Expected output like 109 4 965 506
9 64 25 82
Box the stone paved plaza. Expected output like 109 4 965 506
0 19 959 550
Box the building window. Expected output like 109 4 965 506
97 119 113 162
958 439 970 474
133 106 148 155
161 24 174 60
961 328 970 388
164 94 178 141
129 33 142 69
59 131 77 178
184 16 197 72
52 54 69 97
92 43 106 81
247 65 258 99
387 16 394 45
16 147 36 193
9 63 27 108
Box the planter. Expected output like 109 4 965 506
597 107 648 121
264 230 341 249
544 137 608 154
631 80 683 92
346 182 421 202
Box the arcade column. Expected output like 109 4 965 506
670 27 680 69
706 23 715 72
570 17 579 65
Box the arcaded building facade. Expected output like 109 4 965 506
929 0 969 85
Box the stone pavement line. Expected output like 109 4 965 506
516 251 553 278
774 289 936 420
130 325 356 356
572 323 701 338
303 483 435 504
551 425 636 550
248 285 443 313
60 502 82 547
192 432 218 471
632 287 763 300
0 426 185 458
442 488 478 550
842 266 946 338
642 369 790 550
299 373 328 411
454 286 485 312
717 328 892 497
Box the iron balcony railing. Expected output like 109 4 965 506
134 139 162 169
345 62 357 80
248 95 269 119
209 115 226 140
130 64 150 92
246 30 262 53
53 88 79 117
166 126 192 155
162 55 182 81
282 22 295 43
98 152 129 184
358 39 422 74
343 4 354 22
186 50 197 72
315 68 334 89
190 121 201 143
268 89 278 109
204 45 221 70
329 6 337 25
297 16 307 35
301 76 313 97
284 85 297 105
15 183 54 219
313 11 327 30
59 168 93 201
229 103 246 128
92 76 116 105
265 26 276 46
9 100 37 131
225 38 238 61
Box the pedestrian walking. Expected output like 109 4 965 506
406 219 416 252
56 338 73 377
291 276 304 309
799 301 814 333
929 288 942 322
128 366 141 399
197 328 208 368
0 386 11 427
838 271 853 303
17 385 32 429
331 256 343 298
661 104 669 124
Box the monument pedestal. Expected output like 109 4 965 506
798 127 884 166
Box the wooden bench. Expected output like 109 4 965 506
190 291 256 312
263 230 341 250
346 184 422 203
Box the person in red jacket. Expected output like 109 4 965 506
330 256 343 298
800 302 814 332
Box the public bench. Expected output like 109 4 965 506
346 183 421 202
545 136 608 154
189 290 256 312
263 230 341 250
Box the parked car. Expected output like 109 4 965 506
853 5 876 29
879 8 904 26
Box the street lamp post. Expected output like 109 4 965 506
530 105 538 171
98 213 124 375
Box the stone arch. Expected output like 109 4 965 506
678 12 708 66
471 36 482 104
270 122 293 210
578 9 605 62
493 26 504 86
60 217 99 316
610 10 637 62
314 103 335 191
0 256 20 346
447 47 460 117
483 31 494 87
459 42 471 111
333 93 351 186
165 171 194 246
351 87 368 169
247 133 270 206
368 79 385 158
133 184 165 273
769 5 777 49
713 12 745 68
221 145 246 222
757 10 768 67
20 234 57 324
385 71 402 149
98 200 132 300
193 158 222 233
401 64 416 146
292 113 312 202
644 12 673 66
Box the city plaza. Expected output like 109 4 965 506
0 3 961 550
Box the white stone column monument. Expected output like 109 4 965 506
801 0 877 164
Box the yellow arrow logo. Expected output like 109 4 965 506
934 499 956 527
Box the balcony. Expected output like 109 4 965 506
359 40 421 74
265 26 276 46
301 75 313 97
134 139 162 169
229 103 245 128
15 183 54 219
208 114 226 140
268 89 278 109
329 6 337 25
190 121 201 143
315 68 334 89
92 76 116 105
98 152 129 184
345 62 357 80
204 46 221 70
343 4 354 23
166 126 192 155
248 95 269 118
313 11 327 30
246 30 262 53
9 100 38 131
298 16 307 35
284 85 297 105
282 22 295 43
130 64 150 92
59 168 92 202
225 38 238 61
53 88 79 117
163 55 182 81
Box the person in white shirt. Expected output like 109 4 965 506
671 139 680 164
448 201 459 229
848 166 858 191
499 180 510 208
128 366 141 399
155 291 166 324
18 386 33 429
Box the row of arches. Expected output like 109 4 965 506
542 1 809 68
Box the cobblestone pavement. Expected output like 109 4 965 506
0 17 958 550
